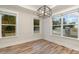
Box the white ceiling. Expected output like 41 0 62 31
19 5 56 11
0 5 77 14
52 5 76 13
19 5 76 13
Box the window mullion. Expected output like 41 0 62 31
78 16 79 40
61 16 63 37
0 14 2 38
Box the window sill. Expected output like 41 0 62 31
0 36 17 39
52 33 78 40
34 31 41 34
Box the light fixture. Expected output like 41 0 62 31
36 5 52 18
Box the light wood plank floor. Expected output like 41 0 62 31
0 39 79 54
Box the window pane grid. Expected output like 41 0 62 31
63 14 78 38
34 19 40 33
2 14 16 37
52 16 61 35
52 13 78 38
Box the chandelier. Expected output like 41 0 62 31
37 5 52 18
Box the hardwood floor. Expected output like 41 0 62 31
0 39 79 54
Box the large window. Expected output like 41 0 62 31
2 14 16 37
52 16 61 35
63 14 78 38
0 13 16 38
52 13 78 38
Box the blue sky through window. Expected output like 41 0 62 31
64 14 78 24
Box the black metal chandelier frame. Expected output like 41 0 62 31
37 5 52 17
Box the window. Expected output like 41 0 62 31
52 16 61 35
0 11 16 37
52 12 78 38
34 19 40 33
2 14 16 37
63 14 78 38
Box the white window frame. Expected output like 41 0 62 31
0 8 18 38
33 18 40 33
52 7 79 40
52 15 61 35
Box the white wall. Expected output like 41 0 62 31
0 6 43 48
43 7 79 51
